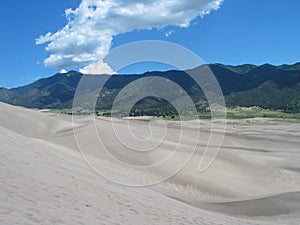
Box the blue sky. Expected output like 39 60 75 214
1 0 300 87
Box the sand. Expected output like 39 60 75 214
0 102 300 224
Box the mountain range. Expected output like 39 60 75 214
1 63 300 114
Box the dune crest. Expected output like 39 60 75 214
0 102 300 224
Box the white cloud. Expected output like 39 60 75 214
79 60 116 75
36 0 223 69
165 30 175 37
60 69 68 74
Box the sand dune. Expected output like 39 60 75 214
0 103 73 138
0 102 300 224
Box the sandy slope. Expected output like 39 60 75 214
0 102 300 224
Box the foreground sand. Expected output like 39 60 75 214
0 102 300 224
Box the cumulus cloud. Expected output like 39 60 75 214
36 0 223 73
60 69 68 74
79 60 116 74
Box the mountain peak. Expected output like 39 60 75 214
211 63 257 74
0 63 300 112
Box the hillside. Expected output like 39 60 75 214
0 63 300 113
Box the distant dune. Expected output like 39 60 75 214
0 102 300 224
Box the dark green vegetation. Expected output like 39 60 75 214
1 63 300 117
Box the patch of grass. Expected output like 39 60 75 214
226 106 300 120
44 106 300 123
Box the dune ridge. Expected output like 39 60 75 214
0 102 300 224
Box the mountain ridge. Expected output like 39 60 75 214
1 63 300 113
